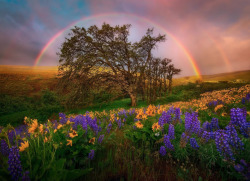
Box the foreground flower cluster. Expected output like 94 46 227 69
0 85 249 180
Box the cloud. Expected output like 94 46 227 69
0 0 249 76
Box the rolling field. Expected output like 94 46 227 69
1 65 250 96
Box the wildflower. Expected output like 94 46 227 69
225 124 244 150
159 146 166 156
215 130 234 160
69 130 78 138
44 136 48 143
155 132 160 137
214 104 223 112
190 138 199 149
89 137 96 144
234 164 244 172
39 124 43 134
115 118 123 129
88 149 95 160
185 112 200 134
1 139 9 156
168 124 175 140
8 146 23 180
158 111 171 127
57 124 63 129
28 119 38 134
152 122 160 131
66 140 72 146
164 135 174 150
19 141 29 152
54 129 57 133
98 135 104 144
135 121 143 129
66 120 71 125
22 171 30 181
107 122 112 133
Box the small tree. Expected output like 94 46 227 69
58 23 166 106
167 64 181 94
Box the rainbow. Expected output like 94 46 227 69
208 35 232 72
34 13 202 79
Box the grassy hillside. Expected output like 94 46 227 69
173 70 250 86
1 65 250 96
0 65 58 96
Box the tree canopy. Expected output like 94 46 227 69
58 23 181 107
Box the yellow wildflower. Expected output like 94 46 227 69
152 122 160 131
66 140 72 146
54 129 57 133
44 136 48 143
39 124 43 133
89 137 96 144
28 119 38 134
69 130 78 138
135 121 143 129
19 141 29 152
57 124 63 129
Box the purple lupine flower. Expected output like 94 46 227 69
185 112 200 134
190 138 199 149
87 118 99 135
21 171 30 181
230 108 249 138
164 135 174 150
115 118 123 129
98 135 104 144
234 164 245 172
225 124 244 150
8 146 23 181
88 149 95 160
215 130 235 160
106 122 112 133
59 112 67 125
240 159 248 167
211 118 219 130
202 131 214 142
174 108 181 122
158 111 171 127
1 139 9 156
81 116 88 132
159 146 166 156
168 124 175 140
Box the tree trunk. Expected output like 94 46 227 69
168 78 172 95
129 93 137 107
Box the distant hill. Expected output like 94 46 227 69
173 70 250 86
0 65 249 96
0 65 58 96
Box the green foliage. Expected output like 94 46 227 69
0 90 64 126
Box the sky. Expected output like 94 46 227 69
0 0 249 77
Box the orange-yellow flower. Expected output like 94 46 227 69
28 119 38 134
89 137 96 144
135 121 143 129
66 120 71 125
152 122 160 131
57 124 63 129
54 129 57 133
19 141 29 152
67 140 72 146
39 124 43 133
44 136 48 143
69 130 78 138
